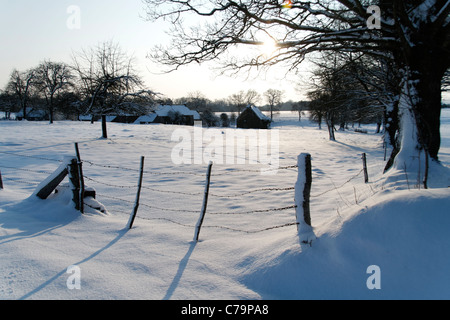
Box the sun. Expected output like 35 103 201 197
260 39 278 58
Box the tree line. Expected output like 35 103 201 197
0 41 158 137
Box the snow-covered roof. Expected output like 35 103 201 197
134 114 157 124
155 105 201 120
245 105 270 121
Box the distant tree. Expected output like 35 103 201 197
227 90 247 115
291 101 309 122
201 110 220 127
175 91 211 113
228 89 261 114
34 60 74 124
4 69 35 120
72 40 157 138
245 89 261 106
220 113 230 127
264 89 284 121
0 91 18 119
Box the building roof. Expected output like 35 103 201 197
134 114 157 124
243 105 270 121
155 105 201 120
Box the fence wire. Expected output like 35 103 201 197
1 147 385 237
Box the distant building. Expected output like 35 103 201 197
16 108 49 121
150 105 201 126
236 105 271 129
79 105 201 126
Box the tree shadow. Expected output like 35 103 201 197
163 241 197 300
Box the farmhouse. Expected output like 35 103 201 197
83 105 201 126
16 108 49 121
151 105 201 126
236 105 271 129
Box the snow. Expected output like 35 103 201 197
1 110 450 300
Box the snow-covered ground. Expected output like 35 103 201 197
0 110 449 300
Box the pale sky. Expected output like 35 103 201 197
0 0 308 102
1 1 448 103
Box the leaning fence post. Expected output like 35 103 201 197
74 143 85 214
127 156 145 230
295 153 315 245
194 161 213 242
362 153 369 183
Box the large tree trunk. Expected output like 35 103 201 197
386 18 448 180
387 65 444 186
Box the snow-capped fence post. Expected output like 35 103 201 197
295 153 315 245
74 143 85 214
362 153 369 184
68 158 81 211
127 156 145 230
194 161 213 242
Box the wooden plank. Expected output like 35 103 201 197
35 166 69 199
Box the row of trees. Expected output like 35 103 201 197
0 41 158 138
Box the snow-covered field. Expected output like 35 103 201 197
1 110 449 300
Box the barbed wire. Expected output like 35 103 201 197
1 147 382 238
0 150 63 163
310 169 364 198
108 206 298 234
210 186 295 198
0 164 54 175
208 205 297 215
2 176 40 186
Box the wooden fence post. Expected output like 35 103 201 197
74 143 85 214
194 161 213 242
127 156 145 230
68 158 80 211
362 153 369 184
0 169 3 189
295 153 315 244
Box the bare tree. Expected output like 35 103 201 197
175 91 211 112
227 90 247 114
264 88 284 120
5 69 35 120
228 89 261 114
72 40 157 138
34 60 74 124
245 89 261 105
144 0 450 179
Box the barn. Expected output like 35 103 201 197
236 105 271 129
152 105 201 126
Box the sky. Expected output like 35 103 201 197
0 1 448 104
0 0 308 103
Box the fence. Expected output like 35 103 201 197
0 146 382 242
